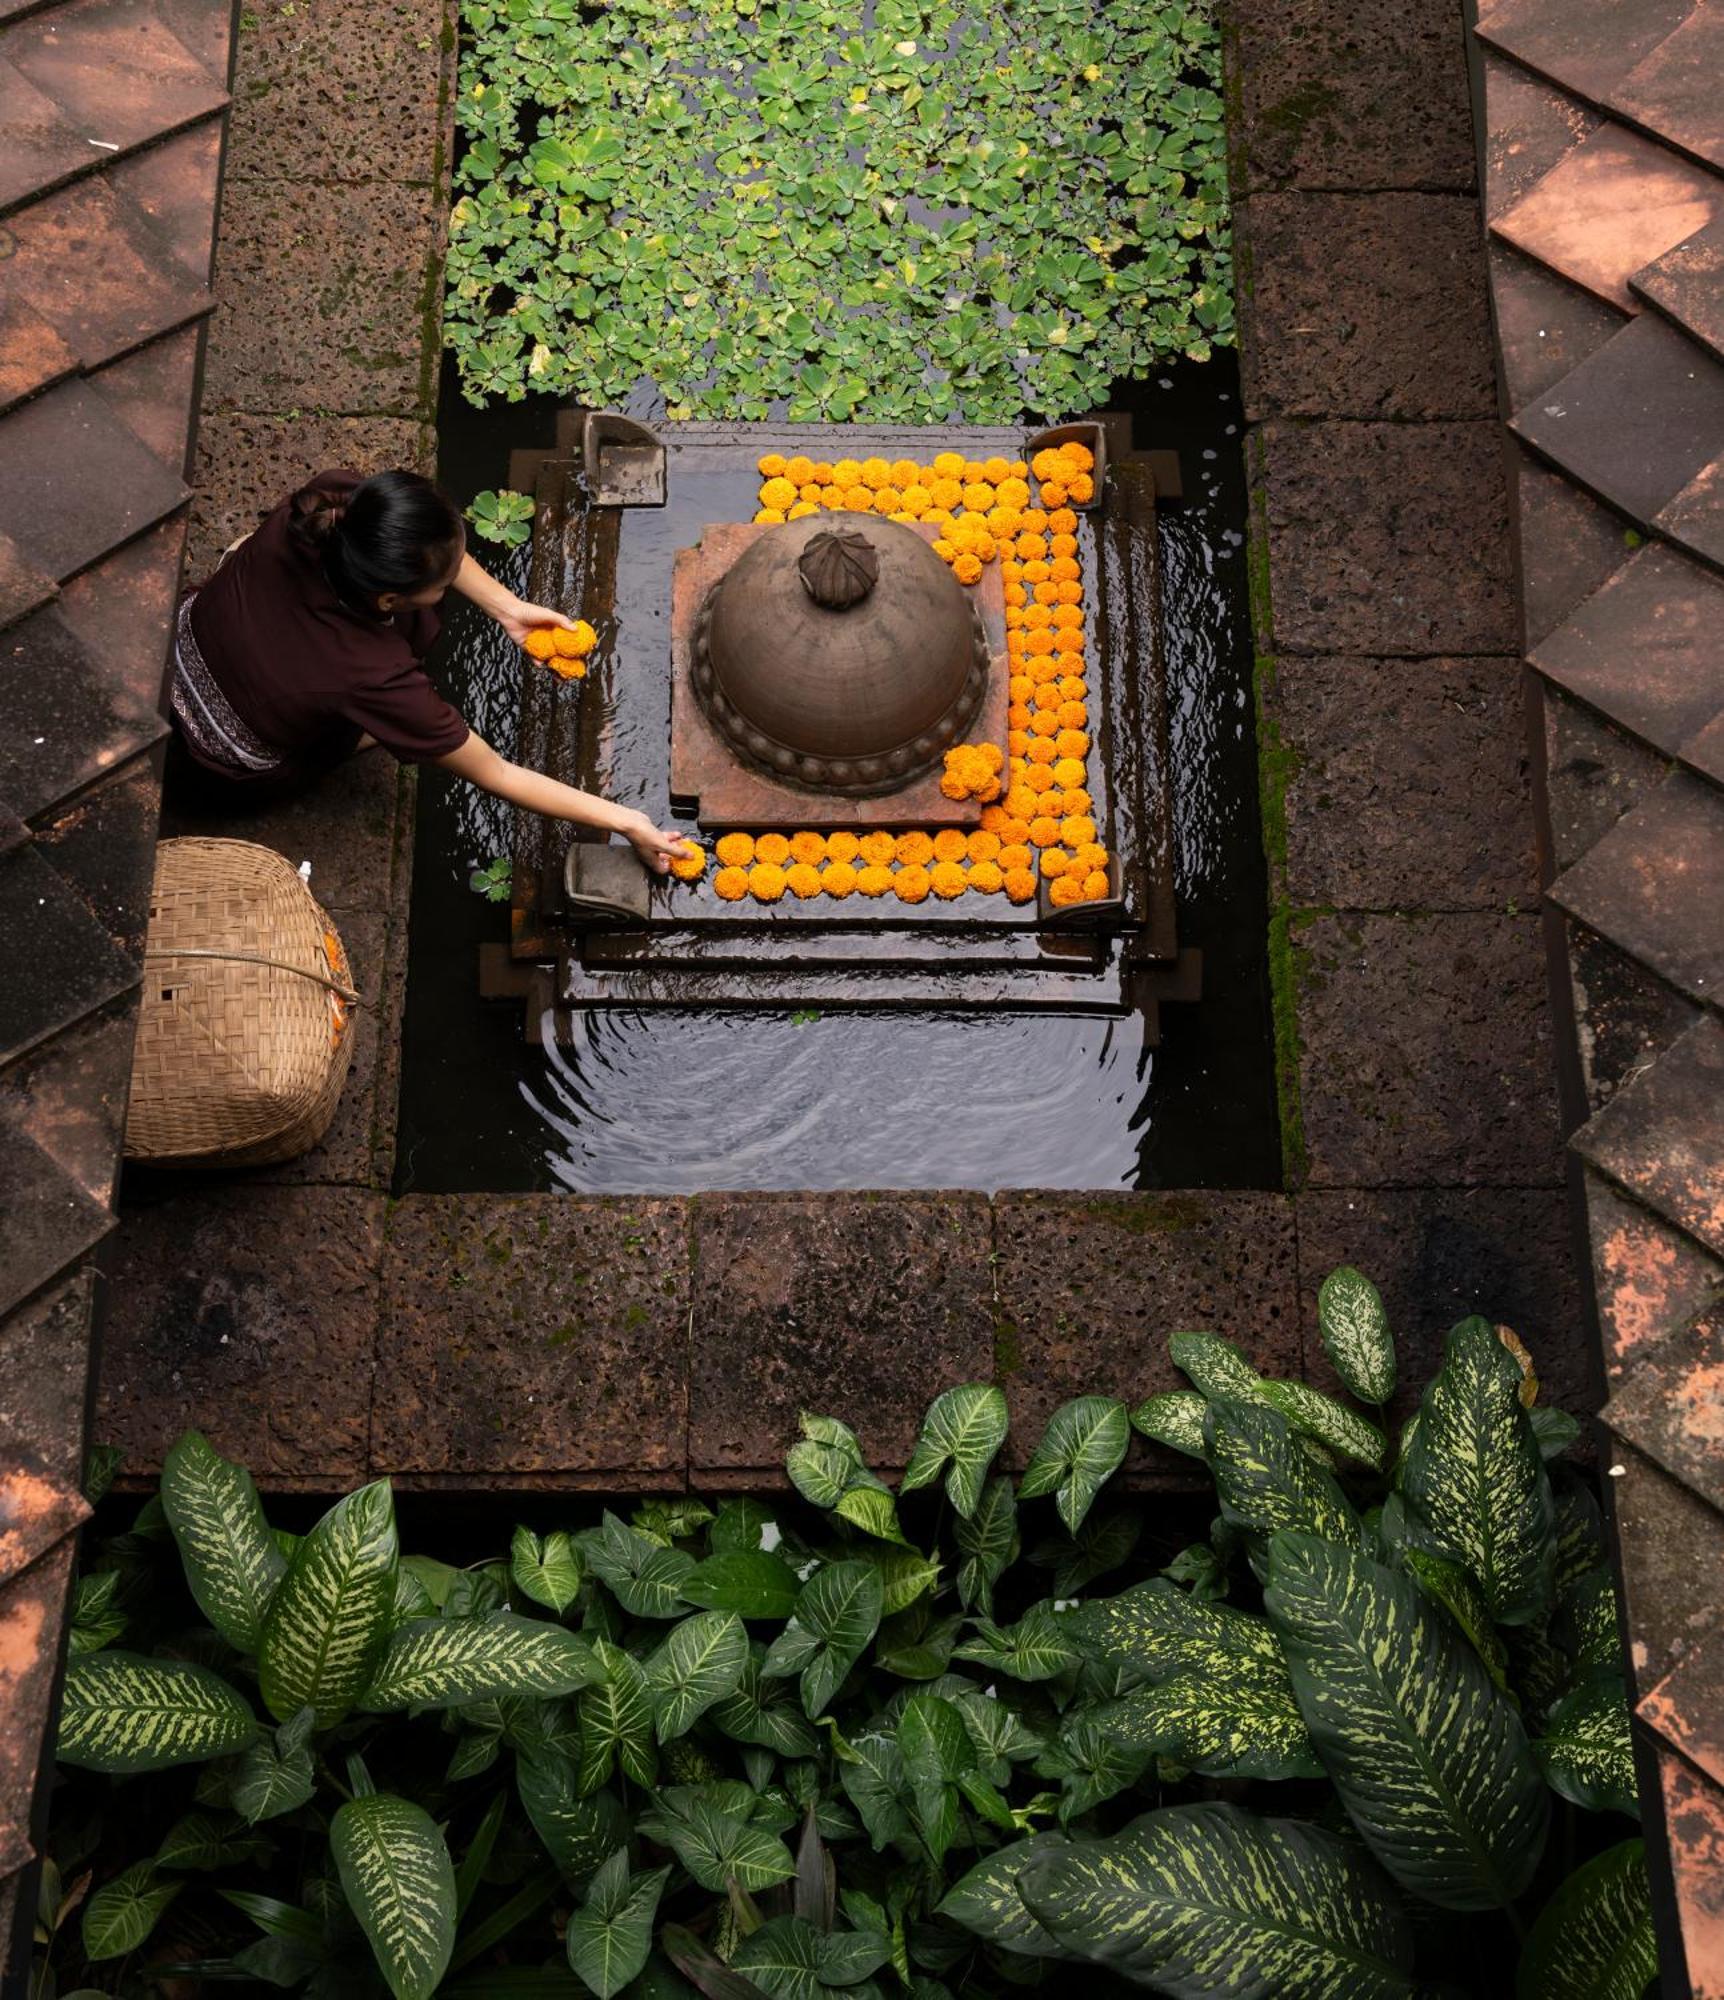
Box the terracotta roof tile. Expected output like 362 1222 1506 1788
86 322 201 478
53 513 184 712
1611 2 1724 174
0 48 88 208
0 1110 115 1318
0 1541 77 1879
1475 0 1694 104
0 1269 93 1489
1481 51 1603 222
0 846 139 1065
1575 1014 1724 1252
1604 1306 1724 1506
1634 217 1724 359
0 290 79 416
0 533 58 635
1657 1750 1724 1984
1642 1627 1724 1790
2 0 227 161
1513 457 1635 648
1587 1171 1724 1384
1489 241 1629 412
1654 453 1724 567
0 606 164 820
107 119 221 280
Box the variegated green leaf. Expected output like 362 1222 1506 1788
732 1914 889 1997
640 1787 796 1893
1018 1801 1414 1997
1400 1317 1556 1626
900 1382 1010 1517
710 1644 821 1758
939 1832 1072 1957
1019 1396 1130 1533
232 1708 316 1823
1032 1717 1148 1821
57 1651 258 1773
954 1475 1018 1616
331 1793 455 2000
81 1861 180 1961
834 1483 910 1546
1317 1267 1395 1405
161 1431 288 1653
579 1638 658 1791
1263 1530 1549 1910
156 1808 267 1871
1036 1508 1142 1595
1516 1838 1656 2000
1535 1674 1638 1817
898 1694 975 1865
517 1749 627 1883
847 1542 941 1616
511 1528 583 1616
1260 1380 1388 1469
583 1512 693 1620
1205 1399 1361 1554
566 1848 670 2000
764 1561 882 1717
361 1612 599 1711
1168 1331 1263 1401
838 1730 913 1851
681 1551 800 1619
953 1602 1080 1681
1399 1548 1513 1696
1131 1389 1209 1458
258 1480 397 1729
1558 1565 1621 1673
1074 1577 1286 1687
647 1610 748 1741
1099 1671 1321 1780
1553 1479 1607 1596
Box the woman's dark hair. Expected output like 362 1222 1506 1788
289 469 464 610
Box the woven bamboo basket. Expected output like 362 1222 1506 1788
125 838 361 1167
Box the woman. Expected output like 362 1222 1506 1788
170 466 685 870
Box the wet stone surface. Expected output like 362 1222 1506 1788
373 1196 690 1478
1238 194 1496 420
689 1194 995 1478
991 1192 1300 1472
95 1186 386 1483
1292 911 1565 1187
1568 922 1701 1113
1274 655 1535 908
1255 421 1518 655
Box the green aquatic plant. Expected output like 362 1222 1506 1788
465 487 536 548
469 855 513 901
445 0 1231 420
40 1276 1649 1997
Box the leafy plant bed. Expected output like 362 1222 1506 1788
39 1274 1649 1998
445 0 1230 419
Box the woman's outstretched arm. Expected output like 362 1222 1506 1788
450 551 572 647
437 731 687 871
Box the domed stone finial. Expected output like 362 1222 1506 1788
797 528 879 610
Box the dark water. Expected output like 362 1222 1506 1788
394 353 1278 1194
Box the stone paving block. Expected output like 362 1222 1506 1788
1605 1308 1724 1512
1292 912 1565 1187
1542 690 1672 873
1482 50 1603 222
991 1192 1300 1468
254 909 385 1189
1587 1172 1724 1389
1255 422 1518 656
94 1185 385 1483
1238 194 1495 421
1514 455 1635 653
690 1193 995 1477
187 411 431 578
224 0 451 186
1274 655 1535 908
1295 1186 1592 1424
202 178 439 419
1575 1015 1724 1259
1613 1439 1724 1694
1490 243 1629 414
1231 0 1476 193
373 1196 690 1478
1568 921 1701 1114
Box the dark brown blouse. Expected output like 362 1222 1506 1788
185 468 470 770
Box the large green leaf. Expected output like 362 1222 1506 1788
764 1562 882 1717
1099 1673 1320 1781
1073 1577 1284 1686
1168 1331 1263 1401
1018 1802 1415 1998
1260 1381 1387 1470
517 1750 626 1883
566 1848 670 1999
579 1639 658 1791
954 1475 1018 1616
640 1787 796 1893
899 1382 1010 1517
1398 1547 1513 1696
231 1707 316 1823
939 1832 1072 1957
682 1551 800 1620
156 1808 268 1871
837 1731 913 1851
1263 1530 1549 1910
1034 1718 1150 1822
1131 1389 1209 1458
331 1793 455 2000
1399 1317 1555 1626
953 1602 1080 1681
1204 1399 1360 1553
258 1480 398 1728
57 1651 258 1773
1516 1839 1656 2000
1535 1674 1638 1817
1018 1396 1130 1533
361 1612 599 1711
583 1512 693 1619
512 1528 584 1616
81 1862 180 1960
647 1610 748 1741
1316 1267 1395 1405
897 1694 975 1864
160 1431 287 1652
711 1645 821 1758
730 1915 890 1997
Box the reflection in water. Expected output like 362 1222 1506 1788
397 357 1278 1194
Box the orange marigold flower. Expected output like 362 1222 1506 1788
1050 532 1078 557
894 864 932 904
967 859 1004 894
1008 675 1034 704
1058 440 1095 473
859 831 897 867
1034 582 1061 606
856 864 894 897
1074 841 1108 872
999 814 1032 844
748 862 788 902
900 483 933 515
831 458 863 486
860 456 892 489
1004 866 1037 904
1055 652 1087 681
1024 629 1056 655
715 832 756 867
933 828 969 863
1057 729 1090 759
820 489 847 508
1052 603 1084 630
933 450 966 478
1040 846 1071 879
1015 532 1047 560
966 829 1002 862
1061 788 1094 817
1082 869 1110 900
1058 700 1089 730
934 539 959 565
1027 739 1057 765
1050 873 1086 907
754 508 787 524
1024 603 1053 630
799 483 823 505
953 551 983 585
669 840 707 881
755 833 791 866
1048 508 1078 535
524 628 557 660
760 476 797 509
930 860 967 899
785 861 823 899
821 861 858 899
982 455 1013 484
1022 559 1051 584
1059 675 1087 702
843 486 875 512
874 486 902 514
1032 684 1062 713
980 804 1009 833
785 455 815 485
977 743 1003 772
1029 656 1060 685
548 656 586 680
939 770 970 801
929 477 964 511
1030 712 1060 739
1007 730 1030 758
1039 480 1068 509
1004 584 1028 610
1067 472 1095 505
998 841 1032 871
895 830 934 866
1056 580 1084 605
1053 757 1087 789
962 482 996 513
1004 607 1027 632
1025 765 1055 795
891 459 921 489
997 477 1031 509
826 830 860 864
1027 815 1061 847
1031 449 1064 481
714 866 749 901
810 461 835 485
758 452 788 477
553 621 597 658
789 831 827 865
987 505 1022 537
1050 555 1081 582
788 502 819 519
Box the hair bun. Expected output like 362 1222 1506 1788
290 484 349 548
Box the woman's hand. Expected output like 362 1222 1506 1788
619 810 695 874
498 598 575 648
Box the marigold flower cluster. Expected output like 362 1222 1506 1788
939 742 1004 803
522 619 597 681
